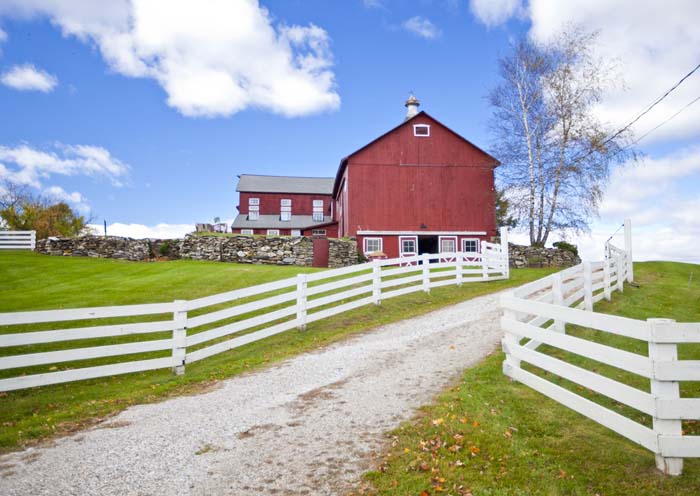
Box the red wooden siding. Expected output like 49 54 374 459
338 113 496 239
238 192 332 216
357 234 490 259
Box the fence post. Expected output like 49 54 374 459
583 261 593 311
501 294 521 377
481 241 488 280
616 255 624 293
30 230 36 250
422 254 430 293
552 272 565 332
296 273 308 330
456 252 463 287
372 260 382 305
648 318 683 476
171 300 187 376
500 226 510 278
603 258 612 301
625 218 634 283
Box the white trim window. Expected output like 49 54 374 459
266 229 280 236
312 229 327 236
312 199 324 222
291 229 301 237
280 198 292 222
363 237 382 254
413 124 430 137
462 238 480 253
241 229 253 235
248 197 260 221
399 236 418 256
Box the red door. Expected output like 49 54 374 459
313 237 330 268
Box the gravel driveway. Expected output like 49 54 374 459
0 290 506 496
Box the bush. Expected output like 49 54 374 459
553 241 579 257
159 240 171 257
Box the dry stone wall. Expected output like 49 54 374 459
35 235 358 268
508 243 581 268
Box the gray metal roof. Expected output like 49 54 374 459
231 214 334 229
236 174 334 194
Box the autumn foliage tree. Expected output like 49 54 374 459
0 180 89 239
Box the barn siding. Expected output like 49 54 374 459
238 192 332 216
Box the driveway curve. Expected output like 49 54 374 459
0 290 506 496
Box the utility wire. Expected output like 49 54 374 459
628 94 700 146
600 61 700 148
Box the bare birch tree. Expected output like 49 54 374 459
489 27 634 246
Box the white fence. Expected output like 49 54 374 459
501 219 700 475
0 230 36 250
0 229 509 393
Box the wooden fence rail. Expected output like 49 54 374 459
0 230 36 250
0 228 510 392
501 219 700 475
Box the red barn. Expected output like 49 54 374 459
233 96 498 259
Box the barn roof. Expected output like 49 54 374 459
332 111 500 196
236 174 334 195
231 214 334 229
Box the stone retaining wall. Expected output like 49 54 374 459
508 243 581 268
35 235 358 268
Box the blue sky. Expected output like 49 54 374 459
0 1 698 262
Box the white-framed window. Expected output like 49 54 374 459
248 205 259 221
280 199 291 221
439 236 457 253
248 197 260 206
413 124 430 137
312 199 324 222
462 238 480 253
399 236 418 256
291 229 301 237
312 229 327 236
363 237 383 253
266 229 279 236
241 229 253 235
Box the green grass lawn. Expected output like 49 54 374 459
0 251 553 452
358 261 700 496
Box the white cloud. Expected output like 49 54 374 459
402 16 441 39
469 0 523 27
469 0 700 143
362 0 385 8
0 0 339 117
0 63 57 92
93 222 195 239
0 143 129 188
0 27 6 42
44 185 91 214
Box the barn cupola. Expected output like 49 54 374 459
405 94 420 120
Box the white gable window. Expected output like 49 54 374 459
266 229 279 236
241 229 253 235
363 237 382 254
312 199 324 222
462 238 480 253
280 198 292 221
413 124 430 137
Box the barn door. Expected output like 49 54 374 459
312 237 330 268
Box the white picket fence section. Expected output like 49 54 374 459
0 230 36 250
501 219 700 475
0 228 510 393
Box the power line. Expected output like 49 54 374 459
600 61 700 147
629 94 700 146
